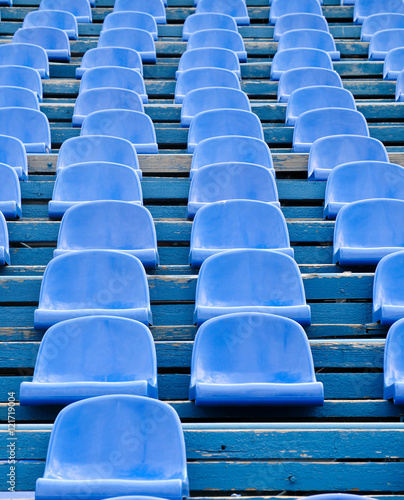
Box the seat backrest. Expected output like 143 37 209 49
278 29 337 53
0 163 21 205
52 162 142 203
79 66 146 96
39 0 92 21
0 135 28 176
13 26 70 51
369 28 404 56
195 249 307 307
270 0 322 23
191 312 316 385
0 86 39 110
74 88 144 118
113 0 166 18
374 251 404 311
354 0 404 24
187 29 245 52
0 107 51 151
175 68 240 102
0 212 9 250
79 47 143 74
384 315 404 385
362 13 404 41
278 67 343 102
274 13 329 41
196 0 249 20
98 28 155 53
177 48 240 76
42 395 188 489
271 48 333 79
0 43 49 78
0 65 42 99
183 13 238 40
102 12 157 36
57 135 139 171
23 9 78 35
384 46 404 78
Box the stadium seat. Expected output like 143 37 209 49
55 201 158 268
176 48 241 80
188 163 279 218
361 13 404 41
190 312 324 406
354 0 404 25
181 88 251 127
293 108 370 153
102 12 158 41
81 110 158 154
374 251 404 325
187 29 247 62
57 135 141 179
0 107 51 153
190 200 292 266
0 212 10 266
194 249 311 326
286 86 356 126
384 47 404 79
0 135 28 181
278 67 343 103
368 28 404 60
23 10 78 40
182 13 238 41
188 109 264 153
333 199 404 265
34 250 152 329
72 88 144 127
39 0 92 23
274 13 329 41
35 395 188 500
397 69 404 100
13 27 71 62
20 316 158 405
383 316 404 403
98 28 157 63
113 0 167 24
308 135 389 181
0 86 39 111
49 163 143 218
324 161 404 219
195 0 250 26
190 136 274 178
278 29 340 60
0 164 21 219
175 67 241 104
270 0 323 25
0 0 11 4
271 48 333 80
0 65 42 100
76 47 143 79
0 43 49 79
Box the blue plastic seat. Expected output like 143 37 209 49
55 201 158 268
0 65 42 100
194 249 311 326
384 317 404 403
274 13 329 41
181 87 251 127
182 13 238 41
76 47 143 79
20 316 157 405
23 10 78 40
324 161 404 219
286 86 356 126
0 43 49 79
361 13 404 41
57 135 141 179
190 312 323 406
397 69 404 100
0 0 11 4
187 29 247 62
113 0 167 24
0 163 21 219
278 29 340 60
333 199 404 265
0 135 28 181
195 0 250 26
35 395 188 500
190 200 292 266
374 252 404 325
271 48 333 80
270 0 322 25
0 86 39 110
308 135 389 181
39 0 92 23
0 107 51 153
81 110 158 154
13 27 71 62
354 0 404 25
73 88 144 127
384 47 404 79
188 109 264 153
49 162 142 218
98 28 156 63
188 163 279 218
34 250 152 329
175 67 240 104
0 212 10 266
293 108 369 153
369 28 404 60
278 67 343 103
102 12 158 40
176 48 241 80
